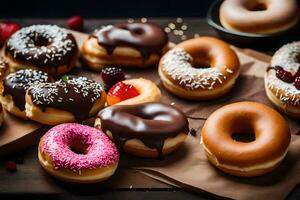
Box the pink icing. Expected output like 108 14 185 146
41 123 119 171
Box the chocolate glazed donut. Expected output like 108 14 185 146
91 23 168 59
96 102 189 158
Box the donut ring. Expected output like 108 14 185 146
38 123 119 183
0 69 51 119
220 0 299 34
5 25 79 77
81 22 170 70
265 42 300 118
107 78 161 106
201 101 291 177
25 76 106 125
159 37 240 100
95 102 189 158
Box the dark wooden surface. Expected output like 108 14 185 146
0 18 300 200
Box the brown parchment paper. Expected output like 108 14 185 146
120 48 300 200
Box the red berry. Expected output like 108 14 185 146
0 22 20 45
107 81 139 105
66 16 84 31
294 77 300 90
275 67 294 83
101 67 125 89
5 161 17 172
295 67 300 78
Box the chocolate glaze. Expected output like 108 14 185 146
5 25 78 68
2 69 50 111
97 102 189 157
28 76 104 121
91 23 168 59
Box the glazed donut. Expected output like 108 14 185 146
81 22 169 71
25 76 106 125
0 57 9 80
0 69 51 118
107 78 161 106
201 101 291 177
5 25 79 77
38 123 119 183
95 102 189 158
265 41 300 118
220 0 299 34
159 37 240 100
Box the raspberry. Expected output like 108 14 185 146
107 81 139 105
295 67 300 78
5 161 17 172
66 16 84 31
0 22 20 46
275 66 294 83
101 67 125 89
294 77 300 90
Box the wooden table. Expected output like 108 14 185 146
0 18 300 200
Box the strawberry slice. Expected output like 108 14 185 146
0 22 20 46
107 81 139 105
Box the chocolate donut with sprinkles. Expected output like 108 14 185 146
5 25 79 77
25 76 106 125
0 69 51 118
265 41 300 118
159 37 240 100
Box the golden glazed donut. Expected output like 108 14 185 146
5 25 79 77
81 22 170 71
95 102 189 158
106 78 161 106
39 123 119 183
265 42 300 118
201 101 291 177
0 69 51 119
25 76 106 125
159 37 240 100
220 0 299 34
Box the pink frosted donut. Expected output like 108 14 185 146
38 123 119 183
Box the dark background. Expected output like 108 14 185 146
1 0 213 18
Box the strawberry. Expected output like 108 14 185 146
275 66 294 83
66 16 84 31
101 67 125 89
0 22 20 46
294 77 300 90
5 161 17 172
107 81 139 105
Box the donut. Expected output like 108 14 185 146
159 37 240 100
220 0 299 34
0 57 9 80
201 101 291 177
38 123 119 183
106 78 161 106
95 102 189 158
0 104 4 126
5 25 79 77
81 22 169 70
0 69 51 118
265 42 300 118
25 76 106 125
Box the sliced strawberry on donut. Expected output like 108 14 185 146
107 81 139 105
0 22 20 46
294 77 300 90
275 66 294 83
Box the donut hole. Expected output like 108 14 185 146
70 140 88 155
247 2 267 11
34 36 51 47
192 57 211 68
132 28 144 35
231 132 256 143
